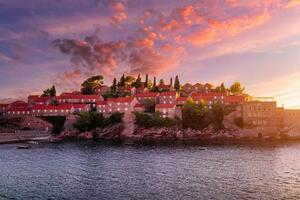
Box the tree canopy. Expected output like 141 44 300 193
42 85 56 97
229 82 245 95
81 75 104 94
174 75 180 91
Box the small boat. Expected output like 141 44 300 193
27 141 40 145
199 147 207 151
17 144 31 149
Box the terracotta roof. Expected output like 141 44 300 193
135 92 158 97
29 96 52 102
225 95 245 103
7 107 31 112
191 92 227 97
159 91 177 96
115 97 134 103
155 104 176 109
134 103 144 108
96 101 107 105
107 98 116 102
158 84 171 89
72 104 89 109
57 94 100 99
32 104 73 110
176 97 188 101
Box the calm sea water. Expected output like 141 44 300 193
1 141 300 200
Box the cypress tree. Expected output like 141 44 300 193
174 75 180 91
145 74 149 87
111 78 117 93
153 77 156 87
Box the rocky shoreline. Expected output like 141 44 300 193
53 122 300 145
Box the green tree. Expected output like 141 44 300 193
143 99 156 113
144 74 149 87
153 76 157 87
229 82 244 95
159 78 164 85
174 75 180 91
125 75 135 86
170 77 173 86
81 75 104 94
119 74 126 87
42 85 56 97
211 103 225 131
111 78 117 93
182 99 209 130
132 74 142 88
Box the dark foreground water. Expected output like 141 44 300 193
1 142 300 200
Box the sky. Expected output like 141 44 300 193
0 0 300 108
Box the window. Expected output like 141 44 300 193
50 110 52 112
163 101 166 104
221 96 224 99
117 103 120 105
169 96 172 98
117 108 120 111
109 109 112 112
214 96 217 99
33 110 35 113
163 109 166 113
125 102 128 106
55 109 57 112
125 108 128 111
163 96 166 99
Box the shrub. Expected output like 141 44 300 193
73 111 124 132
42 116 66 135
234 117 244 129
133 112 178 128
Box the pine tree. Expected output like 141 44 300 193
174 75 180 91
170 77 173 86
50 85 56 96
153 77 156 87
120 74 125 87
145 74 149 87
111 78 117 93
159 78 164 85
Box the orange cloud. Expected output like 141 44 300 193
110 1 127 24
187 12 271 46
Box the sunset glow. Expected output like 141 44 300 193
1 0 300 108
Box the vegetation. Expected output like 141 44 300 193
143 99 156 113
133 112 179 128
42 116 66 135
81 75 104 94
234 117 244 129
229 82 245 95
181 99 210 130
73 111 124 132
174 75 180 91
210 103 225 131
42 85 56 97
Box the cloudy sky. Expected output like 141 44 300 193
1 0 300 108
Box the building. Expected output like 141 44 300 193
241 97 279 135
31 104 90 116
176 97 188 106
57 94 103 105
157 84 172 91
155 104 176 118
28 95 54 105
191 92 227 108
283 109 300 129
159 92 179 104
181 83 193 94
135 92 158 104
0 104 8 114
93 85 109 95
134 103 145 112
5 106 31 117
97 97 138 115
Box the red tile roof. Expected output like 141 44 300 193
159 91 177 96
57 94 100 100
191 92 227 97
158 84 171 89
135 92 158 97
115 97 134 103
176 97 188 101
225 95 245 103
155 104 176 109
72 104 89 109
32 104 73 110
7 107 31 112
96 101 107 105
134 103 144 108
